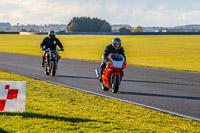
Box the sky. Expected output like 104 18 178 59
0 0 200 27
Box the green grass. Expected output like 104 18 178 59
0 70 200 132
1 34 200 72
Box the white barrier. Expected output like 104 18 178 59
0 81 26 112
19 32 37 35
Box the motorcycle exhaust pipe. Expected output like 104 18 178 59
95 69 100 78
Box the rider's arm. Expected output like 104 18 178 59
40 38 47 50
121 47 126 61
102 45 110 62
57 39 64 51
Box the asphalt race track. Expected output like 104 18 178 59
1 52 200 121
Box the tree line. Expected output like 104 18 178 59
118 26 143 32
67 17 111 32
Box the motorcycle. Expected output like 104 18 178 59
95 53 127 93
43 48 61 76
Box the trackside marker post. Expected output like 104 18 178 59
0 81 26 112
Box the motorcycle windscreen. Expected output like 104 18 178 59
110 54 124 68
110 54 123 61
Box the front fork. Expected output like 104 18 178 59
110 72 121 85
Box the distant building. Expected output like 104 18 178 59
142 27 163 32
162 30 168 32
0 23 11 30
11 24 67 32
1 22 200 32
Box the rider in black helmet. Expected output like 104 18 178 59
99 37 126 82
40 31 64 67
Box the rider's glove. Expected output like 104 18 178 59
42 48 46 51
103 58 108 63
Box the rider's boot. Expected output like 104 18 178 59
99 68 103 82
41 56 44 67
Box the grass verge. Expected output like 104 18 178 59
0 34 200 72
0 70 200 132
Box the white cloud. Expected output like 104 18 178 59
130 9 166 23
158 5 165 10
179 11 200 20
0 0 24 5
9 9 24 19
1 0 200 26
0 13 4 18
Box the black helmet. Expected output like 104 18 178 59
48 31 55 39
112 38 122 49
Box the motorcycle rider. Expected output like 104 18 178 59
99 37 126 82
40 31 64 67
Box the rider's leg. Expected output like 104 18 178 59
41 51 45 67
99 62 106 82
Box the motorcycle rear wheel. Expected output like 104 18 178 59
112 75 120 93
44 63 50 75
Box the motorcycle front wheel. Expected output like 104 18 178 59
112 75 120 93
51 61 57 76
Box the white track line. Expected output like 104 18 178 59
2 69 200 122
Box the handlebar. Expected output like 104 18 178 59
43 48 63 52
57 49 63 51
42 48 49 51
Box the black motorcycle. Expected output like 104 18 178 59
43 48 61 76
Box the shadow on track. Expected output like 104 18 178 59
56 75 97 80
0 112 97 123
56 75 199 86
0 128 9 133
122 79 199 86
119 91 200 100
